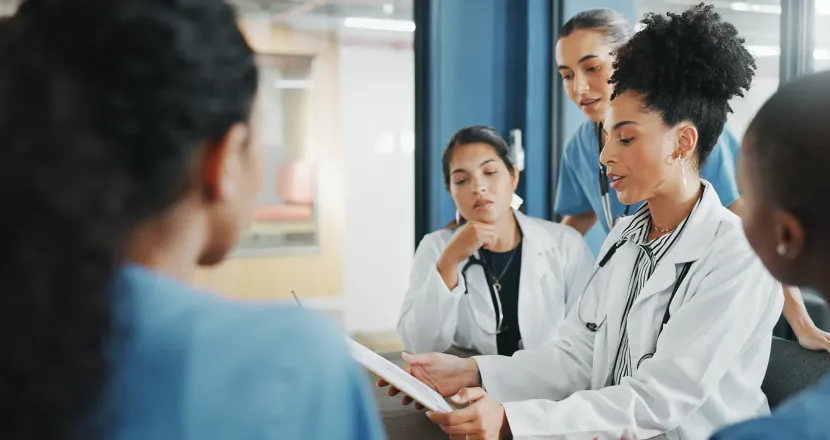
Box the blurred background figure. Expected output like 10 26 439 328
0 0 385 438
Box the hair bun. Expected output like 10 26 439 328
610 3 756 104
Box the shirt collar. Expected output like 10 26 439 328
618 184 707 249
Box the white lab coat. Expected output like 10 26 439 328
398 210 594 355
475 183 783 440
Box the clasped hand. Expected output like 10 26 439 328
376 352 511 440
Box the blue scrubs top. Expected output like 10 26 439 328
709 374 830 439
99 264 386 440
554 120 740 234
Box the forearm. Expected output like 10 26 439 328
782 285 815 334
436 256 461 290
398 266 465 353
561 210 598 235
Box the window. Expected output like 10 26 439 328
236 54 320 252
816 1 830 71
636 0 780 139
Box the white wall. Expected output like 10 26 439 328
727 76 779 141
339 41 415 334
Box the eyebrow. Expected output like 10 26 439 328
601 121 639 134
451 159 496 175
557 54 599 71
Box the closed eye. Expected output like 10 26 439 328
618 137 634 145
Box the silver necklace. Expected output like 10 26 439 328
485 242 520 292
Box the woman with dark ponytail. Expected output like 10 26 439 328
397 126 594 357
0 0 384 439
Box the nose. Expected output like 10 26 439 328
599 132 616 167
573 71 589 94
470 175 487 194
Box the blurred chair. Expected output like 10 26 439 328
762 336 830 409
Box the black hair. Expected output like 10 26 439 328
442 126 516 228
608 3 756 166
0 0 257 439
559 8 631 49
745 70 830 249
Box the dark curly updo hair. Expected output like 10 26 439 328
0 0 257 439
608 3 756 166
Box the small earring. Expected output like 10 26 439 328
777 243 787 257
680 157 687 187
455 210 460 224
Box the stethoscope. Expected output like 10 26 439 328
459 252 510 336
596 122 630 229
576 229 694 368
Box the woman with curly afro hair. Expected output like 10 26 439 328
379 4 782 439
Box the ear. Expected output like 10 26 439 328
201 122 250 203
775 211 806 260
511 165 520 191
675 124 698 162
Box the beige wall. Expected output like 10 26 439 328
192 20 343 300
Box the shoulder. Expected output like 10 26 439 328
707 206 750 255
112 267 372 436
420 228 453 247
185 301 365 428
415 228 454 258
711 416 808 440
712 380 830 440
189 300 351 381
521 214 586 247
562 121 596 158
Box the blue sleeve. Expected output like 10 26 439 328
188 305 386 440
309 340 387 440
700 129 740 207
709 416 801 440
554 134 593 216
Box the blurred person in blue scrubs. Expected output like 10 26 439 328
552 7 830 354
708 69 830 440
0 1 384 439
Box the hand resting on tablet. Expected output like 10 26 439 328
376 352 480 409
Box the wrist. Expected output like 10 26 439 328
464 358 481 387
437 254 461 274
792 317 817 336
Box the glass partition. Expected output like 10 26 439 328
235 53 320 254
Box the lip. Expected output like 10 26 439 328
608 173 625 189
473 200 493 211
579 97 601 111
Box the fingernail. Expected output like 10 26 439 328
451 394 462 402
425 411 434 418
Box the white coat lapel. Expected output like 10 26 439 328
513 211 549 348
631 181 722 307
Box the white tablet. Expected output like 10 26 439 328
347 338 454 413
